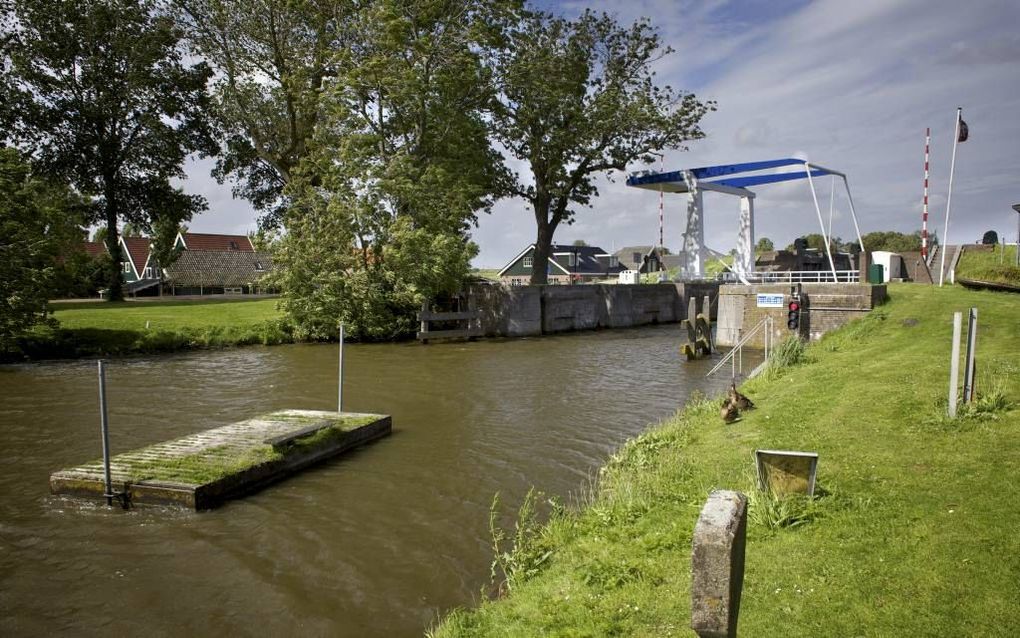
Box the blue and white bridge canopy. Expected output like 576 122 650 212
626 158 866 281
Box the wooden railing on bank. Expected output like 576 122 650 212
416 302 482 343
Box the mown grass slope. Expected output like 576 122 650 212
435 284 1020 637
956 244 1020 286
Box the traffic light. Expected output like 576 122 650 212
787 295 801 331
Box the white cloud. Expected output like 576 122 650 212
177 0 1020 267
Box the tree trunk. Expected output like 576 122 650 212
103 186 124 302
530 210 557 285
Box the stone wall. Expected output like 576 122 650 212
716 283 887 347
464 282 720 337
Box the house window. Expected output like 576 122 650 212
568 253 576 267
229 240 239 250
255 261 264 272
609 256 618 267
523 255 533 268
122 262 131 274
633 252 642 264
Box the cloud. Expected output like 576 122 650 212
177 0 1020 267
473 0 1020 267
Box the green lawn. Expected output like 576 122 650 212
956 244 1020 286
471 268 502 282
434 284 1020 637
5 298 292 360
52 298 282 331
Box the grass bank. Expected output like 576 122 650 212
5 298 293 361
956 244 1020 286
434 283 1020 636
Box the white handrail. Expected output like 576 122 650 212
707 316 773 378
719 270 859 284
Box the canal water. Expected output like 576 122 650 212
0 327 748 636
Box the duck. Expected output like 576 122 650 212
720 398 740 423
729 382 755 411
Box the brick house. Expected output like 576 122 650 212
82 231 273 296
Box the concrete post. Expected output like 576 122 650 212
949 312 962 418
735 196 755 277
683 170 705 279
692 490 748 638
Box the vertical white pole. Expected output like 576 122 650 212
805 163 839 280
841 176 866 254
940 108 962 286
827 175 835 243
338 323 345 413
659 153 664 251
949 312 962 418
98 360 113 506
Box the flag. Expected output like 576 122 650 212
958 116 969 143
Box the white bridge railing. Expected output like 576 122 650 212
718 270 859 284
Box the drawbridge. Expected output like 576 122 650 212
627 158 866 283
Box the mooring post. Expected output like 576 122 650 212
338 323 345 413
691 490 747 638
963 307 978 403
949 312 962 418
97 360 113 506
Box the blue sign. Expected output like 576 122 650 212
756 293 784 308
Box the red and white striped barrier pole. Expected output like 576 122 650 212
659 153 664 251
922 127 930 260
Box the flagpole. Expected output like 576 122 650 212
939 107 962 287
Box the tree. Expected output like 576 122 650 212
174 0 355 229
982 230 998 245
273 0 507 339
856 231 922 253
0 148 86 350
490 10 713 284
4 0 215 300
572 239 588 247
121 222 144 238
755 237 774 252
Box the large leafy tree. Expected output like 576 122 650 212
0 148 87 351
274 0 509 339
4 0 215 301
490 10 714 284
174 0 354 228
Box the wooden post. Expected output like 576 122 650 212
691 490 747 638
949 312 962 418
963 307 978 403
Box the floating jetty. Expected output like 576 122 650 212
50 410 391 510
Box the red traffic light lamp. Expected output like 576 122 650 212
787 298 801 330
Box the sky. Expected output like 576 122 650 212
179 0 1020 268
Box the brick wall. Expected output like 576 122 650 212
716 283 887 347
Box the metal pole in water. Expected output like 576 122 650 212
338 323 345 413
949 312 962 418
98 360 113 506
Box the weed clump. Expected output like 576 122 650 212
761 336 806 380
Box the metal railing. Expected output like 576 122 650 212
706 316 774 379
717 270 859 284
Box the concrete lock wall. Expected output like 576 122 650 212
465 283 720 338
715 283 888 348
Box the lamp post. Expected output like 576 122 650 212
1012 204 1020 267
